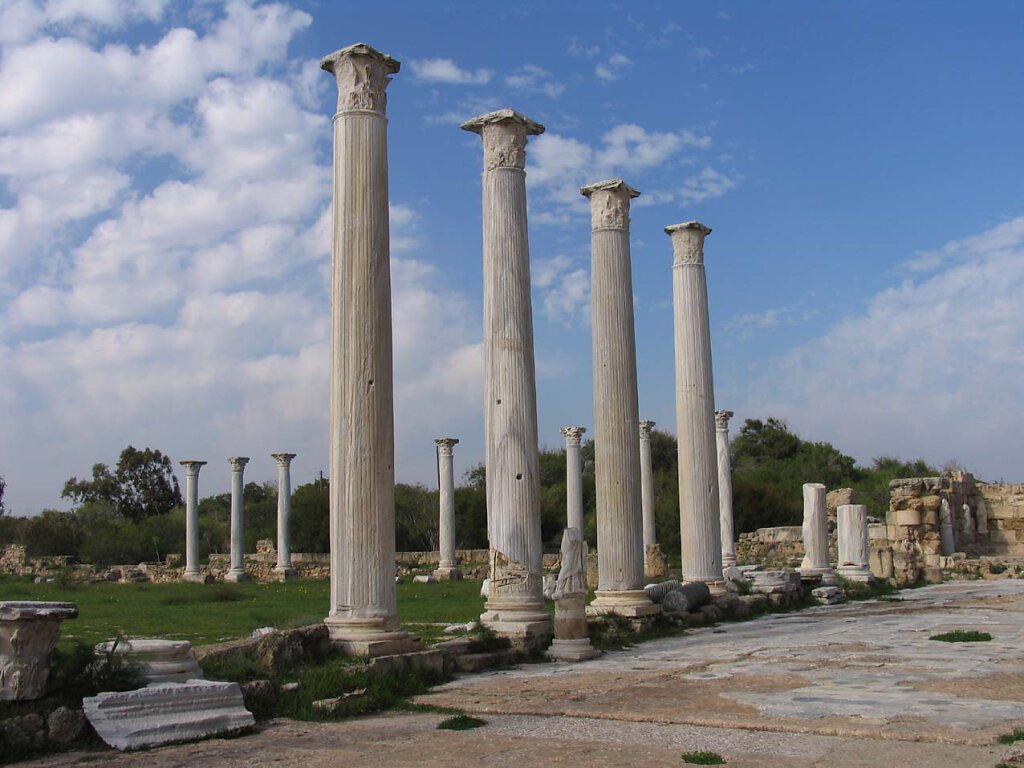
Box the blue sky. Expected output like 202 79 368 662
2 0 1023 516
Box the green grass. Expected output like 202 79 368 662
437 714 487 730
0 576 485 649
929 630 993 643
997 728 1024 744
681 750 726 764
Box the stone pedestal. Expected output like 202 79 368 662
179 460 207 582
837 504 874 582
1 601 78 701
560 427 586 532
224 457 251 583
638 419 658 578
583 179 656 619
95 638 203 684
715 410 736 568
321 43 416 655
434 438 462 581
548 594 600 661
272 453 297 580
666 221 723 589
800 482 836 583
462 109 551 642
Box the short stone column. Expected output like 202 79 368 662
836 504 873 582
224 457 250 583
638 419 657 544
1 601 78 701
939 499 957 555
666 222 723 588
434 438 462 581
272 453 297 580
715 410 736 568
800 483 835 582
582 178 656 618
321 43 415 655
560 427 586 532
462 108 551 641
548 528 599 662
179 460 207 582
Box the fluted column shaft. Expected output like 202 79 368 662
462 109 550 636
180 460 206 581
583 179 652 617
639 420 657 548
666 222 722 585
715 410 736 568
225 457 250 582
434 438 461 579
321 43 409 649
800 482 832 577
837 503 872 581
272 453 296 578
561 427 586 533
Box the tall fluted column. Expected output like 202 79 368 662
639 419 663 579
225 457 250 583
583 179 656 618
837 504 873 582
272 453 297 580
321 43 414 655
180 460 207 583
666 222 723 588
462 109 551 640
434 438 462 581
715 410 736 568
561 427 587 533
800 483 835 582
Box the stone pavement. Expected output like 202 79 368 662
23 580 1024 767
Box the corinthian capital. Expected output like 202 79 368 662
228 456 250 472
435 437 459 456
581 178 640 231
715 410 734 430
638 420 656 440
320 42 400 115
560 426 587 446
461 109 544 171
271 453 297 467
665 221 712 265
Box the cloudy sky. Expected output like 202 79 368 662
2 0 1022 516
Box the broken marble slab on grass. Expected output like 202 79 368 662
812 586 842 605
95 638 203 685
83 679 254 751
1 601 79 701
749 570 802 595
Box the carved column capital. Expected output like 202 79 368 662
320 42 400 115
638 420 656 440
665 221 712 265
271 453 296 468
461 108 544 171
714 410 734 431
581 178 640 231
179 460 207 477
434 437 459 456
560 426 587 447
228 456 250 472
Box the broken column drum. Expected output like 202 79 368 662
272 453 297 580
837 504 873 582
321 43 414 654
801 483 834 580
180 460 207 582
560 427 587 532
715 410 736 568
462 109 551 639
582 178 656 618
665 222 723 586
434 438 462 580
224 457 250 583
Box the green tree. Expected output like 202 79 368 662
24 510 83 558
290 479 329 553
62 446 183 522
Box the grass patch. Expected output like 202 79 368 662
929 630 992 643
997 728 1024 744
437 714 487 730
681 750 726 764
836 576 898 602
589 613 684 651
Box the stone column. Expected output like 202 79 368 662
462 109 551 641
321 43 414 655
638 420 657 549
666 222 723 587
560 427 586 532
837 504 873 582
179 460 207 583
715 410 736 568
271 453 297 580
939 499 957 555
224 457 250 583
582 179 656 618
434 438 462 581
800 483 835 582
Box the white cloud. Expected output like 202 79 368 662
595 52 632 82
726 307 815 339
679 166 738 204
505 64 565 98
691 46 714 60
409 57 492 85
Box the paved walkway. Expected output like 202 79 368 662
26 580 1024 768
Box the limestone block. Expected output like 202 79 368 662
890 509 922 526
812 586 842 605
924 553 941 567
749 570 800 595
921 495 942 512
83 680 254 750
756 526 803 544
548 638 600 662
0 601 78 701
990 530 1018 544
868 523 888 541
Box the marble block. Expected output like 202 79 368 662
0 601 78 701
95 638 203 685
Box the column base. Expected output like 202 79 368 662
433 565 463 581
547 638 601 662
836 566 874 583
181 571 211 584
324 615 422 657
801 567 838 586
272 566 298 581
722 554 737 567
586 590 661 618
223 569 251 583
480 593 552 640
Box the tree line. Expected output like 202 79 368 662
0 420 938 568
